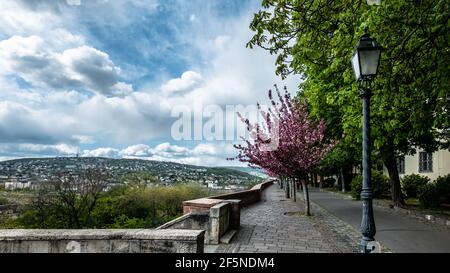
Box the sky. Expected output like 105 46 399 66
0 0 298 166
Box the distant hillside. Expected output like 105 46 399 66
223 166 269 178
0 157 262 187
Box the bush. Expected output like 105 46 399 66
401 174 430 198
418 183 440 208
0 197 8 205
350 170 391 200
322 178 336 188
419 174 450 208
17 183 212 229
435 174 450 203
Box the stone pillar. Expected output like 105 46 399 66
209 202 230 244
225 199 241 230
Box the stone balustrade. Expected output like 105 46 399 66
0 229 204 253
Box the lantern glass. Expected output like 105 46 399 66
352 32 382 82
359 48 381 77
352 53 361 81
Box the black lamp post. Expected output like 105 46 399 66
351 29 381 253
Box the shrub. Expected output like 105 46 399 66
418 183 440 208
17 183 211 229
351 170 391 200
401 174 430 198
0 197 8 205
419 174 450 208
435 174 450 204
322 178 336 188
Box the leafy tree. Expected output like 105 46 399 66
248 0 449 206
15 180 211 229
233 86 335 215
20 168 110 228
315 142 359 192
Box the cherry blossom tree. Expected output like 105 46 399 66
232 86 335 215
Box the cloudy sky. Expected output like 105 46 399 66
0 0 298 166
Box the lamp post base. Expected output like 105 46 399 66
360 239 381 253
360 237 374 253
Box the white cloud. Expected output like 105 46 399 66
0 100 79 144
212 35 231 51
116 142 241 167
154 142 241 167
161 71 203 95
0 1 59 36
151 142 190 157
120 144 151 157
19 143 78 155
0 143 78 157
0 1 299 167
111 82 134 97
82 147 119 158
192 143 220 156
0 36 130 96
67 0 81 6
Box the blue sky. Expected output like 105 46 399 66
0 0 297 166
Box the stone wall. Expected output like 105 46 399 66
183 180 274 213
157 212 211 242
158 202 234 245
171 180 275 245
0 229 204 253
209 180 274 206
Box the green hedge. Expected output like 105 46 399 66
350 170 391 200
418 174 450 208
401 174 430 198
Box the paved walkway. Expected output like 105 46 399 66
210 185 361 253
309 189 450 253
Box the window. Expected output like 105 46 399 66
419 152 433 173
397 157 405 174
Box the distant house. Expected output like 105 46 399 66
391 148 450 181
5 180 31 190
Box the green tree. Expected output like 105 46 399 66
316 142 359 192
248 0 449 206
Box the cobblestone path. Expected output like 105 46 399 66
213 184 361 253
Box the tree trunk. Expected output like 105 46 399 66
301 180 311 216
384 152 405 207
317 174 321 189
340 168 346 193
292 179 297 202
279 177 283 189
285 178 290 199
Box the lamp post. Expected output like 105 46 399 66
351 29 381 253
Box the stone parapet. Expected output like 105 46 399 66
0 229 204 253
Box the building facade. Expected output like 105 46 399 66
396 148 450 181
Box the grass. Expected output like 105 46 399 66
404 198 420 206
